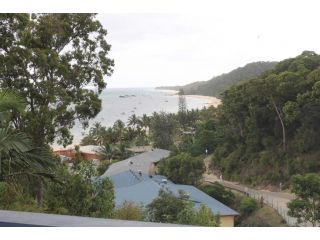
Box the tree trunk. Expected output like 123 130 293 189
36 179 44 208
271 97 286 151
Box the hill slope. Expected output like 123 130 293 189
157 62 277 97
211 51 320 185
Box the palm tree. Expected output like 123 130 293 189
99 143 120 163
128 114 138 130
141 114 151 135
0 90 54 206
89 122 107 145
113 120 125 142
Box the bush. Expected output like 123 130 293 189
200 182 235 206
239 197 259 216
45 165 114 218
113 201 145 221
97 160 111 175
0 182 38 211
147 190 219 226
147 190 188 223
158 152 205 185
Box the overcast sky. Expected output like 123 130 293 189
96 1 320 88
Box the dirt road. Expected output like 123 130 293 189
202 155 306 226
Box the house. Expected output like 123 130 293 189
100 148 170 178
127 145 153 154
99 149 238 227
53 145 103 165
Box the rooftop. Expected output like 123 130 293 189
100 148 170 178
108 170 239 216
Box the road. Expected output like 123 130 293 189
202 155 305 226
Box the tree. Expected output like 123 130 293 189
178 88 187 113
177 204 219 227
0 14 114 147
158 152 204 185
0 90 55 207
210 51 320 185
178 89 187 128
194 205 220 227
147 189 189 223
287 173 320 226
150 112 177 149
113 201 146 221
46 164 114 218
200 182 235 206
128 114 139 130
239 197 259 217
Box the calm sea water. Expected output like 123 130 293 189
68 88 210 145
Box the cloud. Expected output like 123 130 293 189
97 7 320 88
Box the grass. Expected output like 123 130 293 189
239 206 287 227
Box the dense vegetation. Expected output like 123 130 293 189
158 153 205 185
0 14 116 218
146 189 219 226
211 51 320 186
287 173 320 226
157 61 277 97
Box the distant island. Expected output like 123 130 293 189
157 61 277 97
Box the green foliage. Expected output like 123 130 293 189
0 14 114 147
210 51 320 185
45 164 114 218
97 160 112 176
177 204 219 227
189 119 222 156
147 189 189 223
147 189 219 226
200 182 235 206
239 197 259 217
287 173 320 226
194 205 220 227
113 201 146 221
150 112 177 149
0 182 38 211
239 206 287 227
158 152 204 185
157 62 277 97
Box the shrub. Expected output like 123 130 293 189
158 153 205 185
113 201 145 221
45 165 114 218
239 197 259 216
200 182 235 206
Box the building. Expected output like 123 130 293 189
54 145 103 165
100 149 238 227
100 148 170 178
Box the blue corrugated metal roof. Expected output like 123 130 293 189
100 148 170 178
110 170 238 216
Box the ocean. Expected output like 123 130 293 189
68 88 212 145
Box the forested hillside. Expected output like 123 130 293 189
211 51 320 185
157 62 277 97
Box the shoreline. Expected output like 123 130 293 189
185 95 221 108
53 90 221 149
156 88 221 107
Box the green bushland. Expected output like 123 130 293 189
211 51 320 186
200 182 235 206
146 189 220 226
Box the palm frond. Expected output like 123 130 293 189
0 89 26 114
0 128 33 153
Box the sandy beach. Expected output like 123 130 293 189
185 95 221 108
159 89 222 108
